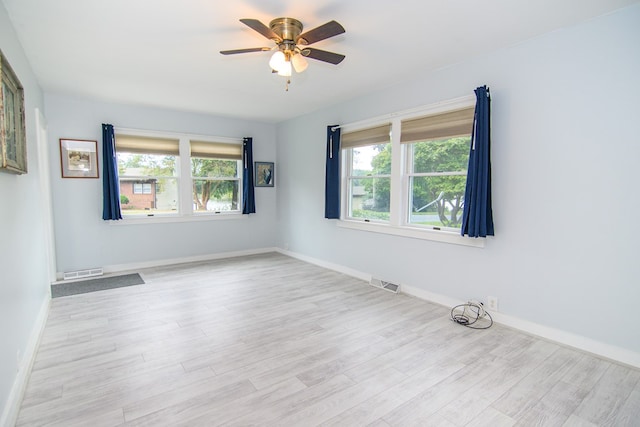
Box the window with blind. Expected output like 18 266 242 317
403 106 474 231
115 132 243 217
341 123 392 222
339 98 476 236
190 140 242 213
116 135 180 215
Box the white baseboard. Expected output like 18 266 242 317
277 248 640 369
57 247 279 279
1 296 50 427
400 283 640 369
277 248 370 282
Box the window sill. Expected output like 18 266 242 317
336 219 485 248
108 212 248 225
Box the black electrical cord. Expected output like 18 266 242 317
450 301 493 329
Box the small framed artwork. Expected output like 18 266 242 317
60 139 99 178
0 49 28 174
255 161 274 187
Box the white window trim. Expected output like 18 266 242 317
113 127 245 224
338 95 484 248
109 212 248 226
336 219 485 247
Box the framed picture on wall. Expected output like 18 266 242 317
0 49 27 175
60 139 99 178
255 161 274 187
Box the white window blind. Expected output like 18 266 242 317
400 107 474 144
190 140 242 160
341 123 391 149
115 135 180 155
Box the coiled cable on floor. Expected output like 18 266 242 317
450 300 493 329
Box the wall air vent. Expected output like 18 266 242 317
370 277 401 294
63 268 104 281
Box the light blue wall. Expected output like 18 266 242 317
276 4 640 354
45 95 278 272
0 2 49 419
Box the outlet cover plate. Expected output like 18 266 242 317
487 296 499 311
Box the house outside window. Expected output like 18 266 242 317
120 179 158 210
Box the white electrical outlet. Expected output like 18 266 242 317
487 296 499 311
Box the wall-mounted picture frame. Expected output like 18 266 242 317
0 49 28 175
60 139 99 178
255 161 274 187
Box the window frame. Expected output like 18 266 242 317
404 137 471 232
343 142 392 223
190 156 242 214
338 95 484 247
113 127 244 223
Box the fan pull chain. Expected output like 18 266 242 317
285 78 290 91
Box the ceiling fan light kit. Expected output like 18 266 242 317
269 51 286 71
220 17 345 91
277 59 292 77
291 53 308 73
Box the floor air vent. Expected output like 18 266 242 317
63 268 104 281
370 277 401 294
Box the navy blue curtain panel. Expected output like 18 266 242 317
325 125 341 219
461 86 494 237
102 123 122 220
242 137 256 214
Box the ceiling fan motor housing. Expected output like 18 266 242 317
269 17 303 42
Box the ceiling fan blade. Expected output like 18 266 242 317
301 48 345 65
239 18 281 42
297 20 345 45
220 47 272 55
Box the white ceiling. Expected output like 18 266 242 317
3 0 637 123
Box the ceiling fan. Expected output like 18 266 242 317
220 17 345 89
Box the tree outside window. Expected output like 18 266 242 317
191 158 240 212
408 136 470 229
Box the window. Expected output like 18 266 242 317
190 140 242 213
116 135 179 215
115 131 243 218
133 182 152 194
402 106 474 231
342 124 392 222
339 97 479 244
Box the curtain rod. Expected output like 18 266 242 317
331 94 476 132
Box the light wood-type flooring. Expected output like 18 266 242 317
17 252 640 426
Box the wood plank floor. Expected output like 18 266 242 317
17 252 640 426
